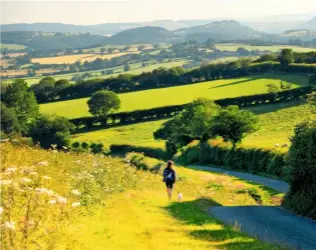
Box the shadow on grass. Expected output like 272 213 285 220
164 198 280 249
209 78 255 89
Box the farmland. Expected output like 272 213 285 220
215 43 316 53
23 59 188 85
31 51 140 65
0 43 26 50
72 102 313 151
40 73 308 119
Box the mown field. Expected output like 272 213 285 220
215 43 316 53
73 102 312 151
1 43 26 50
23 59 188 85
1 143 283 250
41 73 308 119
31 51 140 65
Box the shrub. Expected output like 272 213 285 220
29 115 75 149
71 141 81 149
90 143 104 154
282 120 316 219
81 141 90 149
125 152 164 173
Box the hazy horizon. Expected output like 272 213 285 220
1 0 316 25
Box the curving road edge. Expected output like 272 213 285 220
189 165 316 250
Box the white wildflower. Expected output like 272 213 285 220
0 207 3 214
3 221 15 230
75 160 81 164
35 187 54 196
0 180 13 186
5 167 17 173
48 199 57 205
37 161 49 167
71 189 81 196
71 202 81 207
92 162 99 167
43 176 51 180
57 197 67 204
29 172 38 176
20 177 32 183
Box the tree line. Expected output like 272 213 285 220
27 53 316 103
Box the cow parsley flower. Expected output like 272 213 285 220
71 202 81 207
20 177 32 183
3 221 15 230
48 199 57 205
5 167 17 173
0 180 13 186
43 176 51 180
0 207 3 215
71 189 81 196
37 161 49 167
57 197 67 204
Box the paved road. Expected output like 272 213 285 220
188 165 316 250
190 165 289 193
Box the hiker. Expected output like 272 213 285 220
163 160 176 200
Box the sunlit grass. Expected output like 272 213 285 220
40 73 308 119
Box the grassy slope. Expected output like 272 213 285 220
24 60 188 85
2 143 283 249
41 73 308 119
1 43 26 50
215 44 316 53
73 103 313 150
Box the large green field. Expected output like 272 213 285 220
73 102 313 150
23 60 188 85
1 43 26 50
215 43 316 53
41 73 308 119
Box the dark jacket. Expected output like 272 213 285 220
163 167 176 183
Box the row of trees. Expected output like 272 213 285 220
255 50 316 65
31 57 316 103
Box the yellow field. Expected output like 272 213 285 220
31 51 140 65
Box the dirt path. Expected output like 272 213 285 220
189 165 316 250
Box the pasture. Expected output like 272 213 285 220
40 73 308 119
31 51 140 65
1 43 26 50
2 143 283 250
72 102 312 151
215 43 316 53
23 59 188 85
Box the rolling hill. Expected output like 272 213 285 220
175 20 264 42
298 16 316 30
108 26 177 44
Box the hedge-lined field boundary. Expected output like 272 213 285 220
70 86 314 131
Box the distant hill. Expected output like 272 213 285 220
298 16 316 30
175 20 264 42
109 26 177 44
0 23 103 35
276 29 316 41
1 31 109 51
243 21 304 34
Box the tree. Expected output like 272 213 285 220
87 90 120 118
100 47 106 55
279 49 294 70
124 63 131 72
154 99 220 154
266 83 279 95
55 79 70 90
307 92 316 113
210 105 258 148
2 79 39 132
309 74 316 85
31 77 56 101
29 115 75 149
282 120 316 219
1 103 21 135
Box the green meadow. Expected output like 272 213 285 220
41 73 308 119
72 102 313 151
215 43 316 53
1 43 26 50
23 59 188 85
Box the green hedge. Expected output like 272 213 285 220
124 152 164 173
174 140 288 179
110 144 169 160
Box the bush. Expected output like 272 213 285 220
81 141 90 149
176 140 287 178
282 120 316 219
29 115 75 149
125 152 164 173
90 143 104 154
110 144 169 160
71 141 81 149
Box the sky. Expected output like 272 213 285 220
1 0 316 25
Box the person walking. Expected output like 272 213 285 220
163 160 176 200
